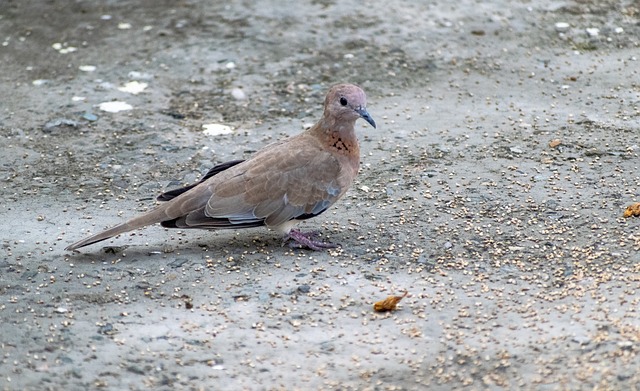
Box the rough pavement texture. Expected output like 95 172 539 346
1 1 639 390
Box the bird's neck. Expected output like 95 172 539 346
310 116 360 157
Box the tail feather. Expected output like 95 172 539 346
65 205 171 251
66 176 216 251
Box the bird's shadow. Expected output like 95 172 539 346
63 229 324 266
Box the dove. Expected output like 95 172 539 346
65 83 376 251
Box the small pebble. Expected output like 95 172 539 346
297 284 311 294
79 65 96 72
97 323 115 335
585 27 599 37
554 22 570 32
98 101 133 113
52 42 77 54
43 118 78 132
97 81 115 90
118 81 148 94
571 334 591 346
231 88 246 100
202 123 233 136
128 71 154 80
82 112 98 121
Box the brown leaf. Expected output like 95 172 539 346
549 139 562 148
623 203 640 218
373 291 408 312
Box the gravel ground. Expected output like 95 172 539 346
1 0 640 390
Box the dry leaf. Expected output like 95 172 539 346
549 139 562 148
373 291 408 312
623 203 640 218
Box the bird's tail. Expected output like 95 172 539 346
64 205 171 251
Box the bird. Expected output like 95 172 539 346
65 83 376 251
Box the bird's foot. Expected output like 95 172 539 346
283 229 339 251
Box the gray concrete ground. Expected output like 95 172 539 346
1 0 639 390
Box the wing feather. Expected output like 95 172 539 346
204 135 350 229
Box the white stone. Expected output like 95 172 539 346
231 88 246 100
118 81 148 94
98 101 133 112
586 28 600 37
202 124 233 136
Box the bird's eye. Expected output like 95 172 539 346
340 97 348 106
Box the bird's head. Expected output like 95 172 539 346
324 84 376 129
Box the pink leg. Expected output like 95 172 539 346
283 229 339 251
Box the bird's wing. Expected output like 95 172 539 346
162 136 348 230
156 159 245 201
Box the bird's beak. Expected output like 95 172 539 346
357 107 376 129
